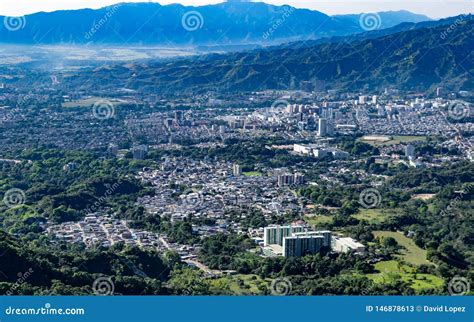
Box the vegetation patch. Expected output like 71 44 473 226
360 135 426 146
242 171 263 177
352 209 401 224
210 274 271 295
367 260 443 291
373 231 431 266
304 214 334 227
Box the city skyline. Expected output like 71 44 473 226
0 0 473 18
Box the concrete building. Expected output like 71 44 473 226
405 144 415 159
132 145 148 160
264 226 331 257
318 118 327 137
108 143 119 156
283 235 325 257
313 149 329 158
263 225 304 246
329 148 349 159
333 237 366 253
233 164 242 176
293 173 305 185
277 173 294 187
174 110 183 122
293 144 316 155
293 230 331 247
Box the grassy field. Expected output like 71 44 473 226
361 135 427 146
352 209 401 224
242 171 263 177
389 136 427 144
367 260 443 291
209 274 270 295
304 215 334 227
373 231 431 266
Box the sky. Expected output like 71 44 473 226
0 0 473 18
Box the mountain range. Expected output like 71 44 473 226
0 2 431 45
63 15 473 94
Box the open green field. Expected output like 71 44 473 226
367 260 443 291
304 215 334 227
352 208 401 224
360 135 427 146
373 231 431 266
242 171 262 177
209 274 270 295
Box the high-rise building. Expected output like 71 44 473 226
292 230 331 247
293 173 305 185
132 145 148 160
264 225 304 246
174 110 183 122
358 95 367 105
283 235 325 257
277 173 294 187
233 164 242 176
316 230 331 247
108 143 118 156
405 144 415 159
318 118 327 137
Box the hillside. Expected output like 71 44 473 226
64 16 474 94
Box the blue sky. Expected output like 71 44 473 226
0 0 472 18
